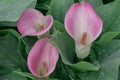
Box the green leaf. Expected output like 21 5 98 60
18 38 28 61
77 71 99 80
14 70 60 80
79 0 103 8
50 20 66 35
36 0 51 10
0 0 14 10
97 31 120 43
22 36 38 53
0 0 37 22
50 60 72 80
14 71 37 80
0 29 20 38
50 20 74 64
78 40 120 80
50 33 75 65
70 61 99 71
96 0 120 33
0 29 27 77
47 0 74 23
18 36 38 63
35 0 51 15
97 40 120 80
0 71 27 80
22 36 37 47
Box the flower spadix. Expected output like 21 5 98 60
17 9 53 36
27 38 59 77
65 2 102 58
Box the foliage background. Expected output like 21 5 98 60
0 0 120 80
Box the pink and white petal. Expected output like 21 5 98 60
65 2 102 44
17 8 45 36
65 3 80 40
27 38 59 78
30 15 53 36
27 38 47 77
42 44 59 77
78 2 102 43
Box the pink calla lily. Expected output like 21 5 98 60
65 2 103 58
27 38 59 78
17 9 53 36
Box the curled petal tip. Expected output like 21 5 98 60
17 8 53 36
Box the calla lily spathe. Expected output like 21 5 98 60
27 38 59 78
65 2 103 58
17 9 53 36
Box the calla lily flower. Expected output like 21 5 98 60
65 2 102 58
27 38 59 78
17 9 53 36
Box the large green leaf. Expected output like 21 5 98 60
0 0 37 22
0 29 27 78
51 20 66 34
0 29 20 38
96 40 120 80
50 20 75 65
14 70 39 80
18 38 29 62
36 0 51 11
70 61 99 71
18 36 38 62
50 33 75 65
47 0 74 23
21 36 38 53
78 71 99 80
97 31 120 43
50 59 72 80
0 71 27 80
78 40 120 80
96 0 120 33
0 0 15 11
